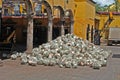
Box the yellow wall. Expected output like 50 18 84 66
48 0 95 40
65 0 74 13
2 0 120 41
99 15 107 30
109 15 120 27
53 0 65 8
52 0 74 17
86 0 95 19
74 0 95 39
0 0 2 8
1 0 95 40
99 14 120 30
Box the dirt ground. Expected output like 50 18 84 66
0 46 120 80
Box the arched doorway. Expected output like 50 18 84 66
2 0 53 52
53 6 65 39
64 9 74 34
33 0 53 46
1 1 27 51
1 0 34 53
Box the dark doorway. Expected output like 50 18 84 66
91 26 94 43
52 27 60 40
64 25 70 34
33 26 48 47
65 28 69 34
86 24 90 40
1 19 16 42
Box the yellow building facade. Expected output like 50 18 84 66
73 0 95 41
2 0 114 42
34 0 95 40
0 0 1 8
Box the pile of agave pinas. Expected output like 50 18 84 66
11 34 112 69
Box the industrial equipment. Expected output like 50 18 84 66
99 12 114 45
107 27 120 45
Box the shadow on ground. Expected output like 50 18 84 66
112 54 120 58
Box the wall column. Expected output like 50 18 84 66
70 20 74 33
48 19 53 41
26 17 33 54
25 0 33 54
0 8 2 37
61 20 65 35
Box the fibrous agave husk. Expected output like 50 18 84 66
64 60 72 68
10 51 20 60
11 54 17 60
37 58 43 65
92 60 102 69
21 53 28 65
58 58 65 68
43 58 49 66
100 57 107 67
71 59 78 68
49 58 56 66
28 56 37 66
101 60 107 67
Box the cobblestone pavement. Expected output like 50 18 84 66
0 45 120 80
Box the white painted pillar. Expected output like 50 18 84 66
26 17 33 54
48 19 53 41
70 20 74 33
61 20 65 35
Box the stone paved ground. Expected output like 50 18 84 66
0 45 120 80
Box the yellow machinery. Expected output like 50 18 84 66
98 11 120 41
100 12 114 38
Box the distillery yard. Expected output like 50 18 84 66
0 43 120 80
0 0 120 80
